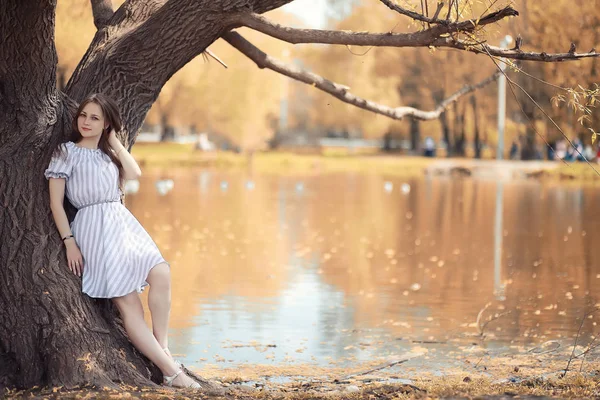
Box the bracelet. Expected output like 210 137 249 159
62 234 74 241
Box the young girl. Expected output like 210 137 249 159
45 93 200 389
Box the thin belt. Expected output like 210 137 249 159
78 199 121 210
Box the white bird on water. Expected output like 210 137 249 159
123 179 140 195
155 179 174 196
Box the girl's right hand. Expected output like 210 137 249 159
65 239 84 277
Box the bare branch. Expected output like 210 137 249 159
204 49 228 68
90 0 114 29
451 41 599 62
235 13 600 62
379 0 437 24
223 31 500 121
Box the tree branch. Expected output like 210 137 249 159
90 0 114 29
449 40 599 62
235 13 600 62
223 31 500 121
379 0 516 30
379 0 438 24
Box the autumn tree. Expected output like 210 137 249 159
507 0 600 159
297 0 599 158
0 0 597 391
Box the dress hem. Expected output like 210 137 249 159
82 259 170 299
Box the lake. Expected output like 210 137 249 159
126 169 600 372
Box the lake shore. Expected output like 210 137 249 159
7 350 599 399
131 143 600 182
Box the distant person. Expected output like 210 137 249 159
572 138 584 161
546 140 555 160
584 144 595 161
509 140 519 160
555 139 567 160
423 136 436 157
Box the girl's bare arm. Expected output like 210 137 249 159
49 178 72 238
108 131 142 180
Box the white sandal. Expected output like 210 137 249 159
163 369 202 389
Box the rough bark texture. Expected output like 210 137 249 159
0 0 293 390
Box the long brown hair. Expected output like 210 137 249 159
71 93 125 184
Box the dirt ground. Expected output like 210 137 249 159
5 340 599 399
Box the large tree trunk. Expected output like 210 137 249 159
0 0 292 390
0 1 160 390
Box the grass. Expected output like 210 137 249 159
131 143 434 178
543 161 600 181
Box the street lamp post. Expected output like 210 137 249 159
497 35 513 160
493 35 512 301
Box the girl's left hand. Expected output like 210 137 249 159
108 129 123 152
108 129 119 145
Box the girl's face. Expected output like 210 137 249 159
77 102 107 138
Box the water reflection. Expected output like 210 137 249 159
125 170 600 368
494 180 505 301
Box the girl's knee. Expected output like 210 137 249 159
113 292 143 315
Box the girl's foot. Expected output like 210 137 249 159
164 370 202 389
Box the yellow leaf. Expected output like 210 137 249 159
593 133 597 144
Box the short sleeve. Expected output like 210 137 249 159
44 144 72 180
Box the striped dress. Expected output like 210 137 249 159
45 141 168 298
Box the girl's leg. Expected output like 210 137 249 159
113 291 197 387
146 263 171 351
113 291 176 374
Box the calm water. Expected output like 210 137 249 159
126 169 600 369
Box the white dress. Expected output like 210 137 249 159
45 141 167 298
